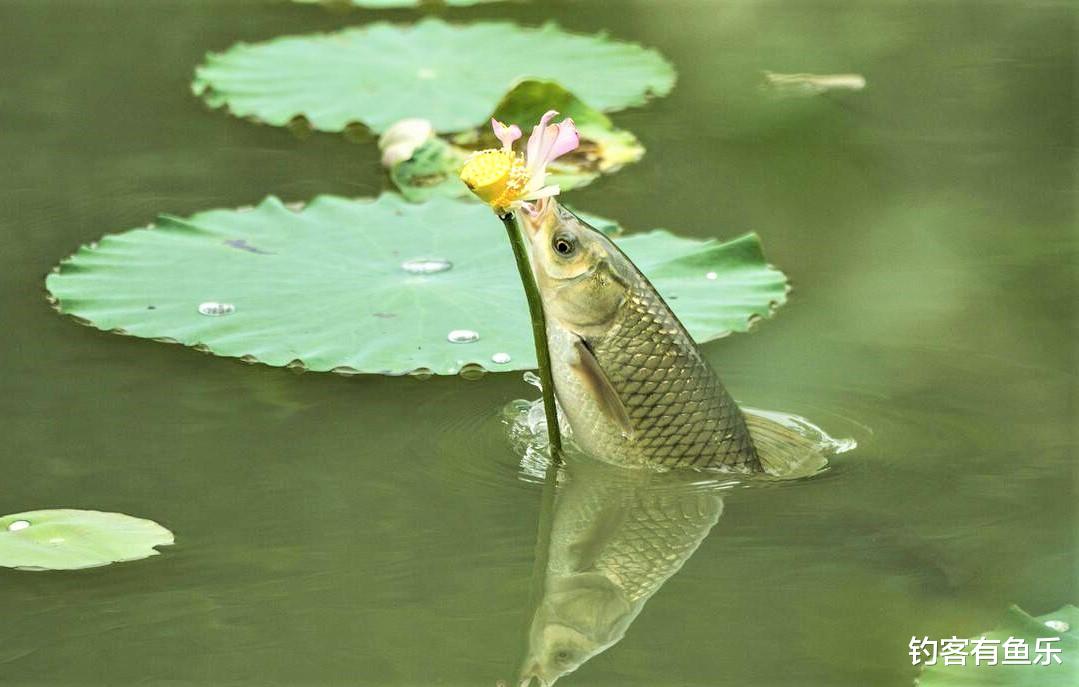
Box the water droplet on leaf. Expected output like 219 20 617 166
491 352 512 364
1045 619 1070 633
198 302 235 317
447 329 479 344
409 367 434 380
401 258 452 275
7 520 30 532
705 272 718 280
459 363 486 381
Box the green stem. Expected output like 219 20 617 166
500 213 563 460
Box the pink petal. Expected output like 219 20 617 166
526 110 560 165
491 118 521 151
546 118 579 161
525 112 580 181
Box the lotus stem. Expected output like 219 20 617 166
500 213 563 460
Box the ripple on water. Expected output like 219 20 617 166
420 384 548 508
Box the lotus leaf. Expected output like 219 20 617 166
192 19 675 134
0 509 174 571
46 194 788 377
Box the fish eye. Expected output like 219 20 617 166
552 233 577 257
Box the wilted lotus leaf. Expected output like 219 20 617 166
192 20 675 135
0 509 174 571
45 194 787 377
388 79 645 202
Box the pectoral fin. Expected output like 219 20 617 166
571 339 635 439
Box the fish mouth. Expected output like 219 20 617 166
516 199 558 240
518 665 551 687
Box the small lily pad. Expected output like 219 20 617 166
192 19 676 134
0 510 174 571
918 605 1078 686
46 194 788 377
389 79 644 202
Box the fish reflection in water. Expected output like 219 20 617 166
512 402 852 686
519 457 728 686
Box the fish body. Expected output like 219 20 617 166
522 203 760 472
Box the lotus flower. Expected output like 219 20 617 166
459 110 579 215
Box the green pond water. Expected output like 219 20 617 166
1 1 1075 685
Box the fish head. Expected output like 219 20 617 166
518 573 634 686
518 202 630 332
518 622 597 686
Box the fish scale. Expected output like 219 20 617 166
594 489 723 602
546 243 760 471
549 462 724 599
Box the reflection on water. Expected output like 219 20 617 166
508 385 855 684
521 457 729 686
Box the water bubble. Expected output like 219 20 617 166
491 352 512 364
705 272 718 280
401 258 453 275
1045 619 1070 633
447 329 479 344
198 302 235 317
7 520 30 532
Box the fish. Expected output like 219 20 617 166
519 454 726 686
511 401 846 686
519 202 761 472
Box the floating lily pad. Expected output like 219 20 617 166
46 194 787 377
192 19 676 134
918 605 1078 686
389 79 644 202
0 509 174 571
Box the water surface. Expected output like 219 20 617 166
0 1 1074 685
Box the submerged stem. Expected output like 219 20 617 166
500 213 563 461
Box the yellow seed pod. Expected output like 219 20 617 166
460 149 528 211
